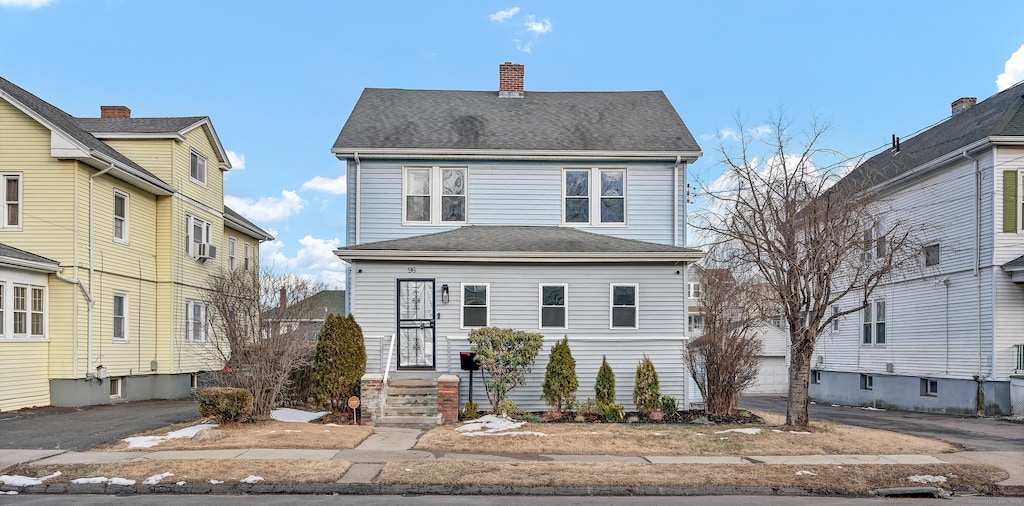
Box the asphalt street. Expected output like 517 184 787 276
740 395 1024 451
0 399 198 451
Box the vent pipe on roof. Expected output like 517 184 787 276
498 62 524 98
951 97 977 116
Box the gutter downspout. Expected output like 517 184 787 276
673 156 681 246
89 163 115 378
354 153 361 245
962 150 985 380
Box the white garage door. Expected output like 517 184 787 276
745 356 788 394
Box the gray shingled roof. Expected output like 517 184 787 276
1003 254 1024 269
224 206 274 241
337 226 702 261
0 76 172 193
846 81 1024 185
75 116 206 134
0 242 59 270
333 89 701 155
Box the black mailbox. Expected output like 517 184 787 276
459 351 480 371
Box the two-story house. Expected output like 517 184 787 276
333 63 704 424
812 83 1024 415
0 76 272 412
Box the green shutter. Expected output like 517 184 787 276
1003 170 1018 233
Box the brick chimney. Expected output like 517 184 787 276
100 106 131 118
498 62 524 98
951 97 977 116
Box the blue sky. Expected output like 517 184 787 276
3 0 1024 288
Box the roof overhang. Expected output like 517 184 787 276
333 147 701 163
335 249 704 263
0 257 61 273
91 132 187 142
225 215 274 242
1001 258 1024 283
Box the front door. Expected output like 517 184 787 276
397 279 435 369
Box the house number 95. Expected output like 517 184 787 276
407 267 416 273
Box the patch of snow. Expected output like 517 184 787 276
240 475 263 484
283 430 302 433
109 478 135 486
809 401 816 405
175 481 186 486
209 479 224 484
405 468 412 472
861 406 886 411
124 424 218 449
789 431 811 435
325 423 342 427
456 414 544 437
714 428 762 435
908 475 947 484
830 404 841 407
71 477 108 484
694 433 705 436
270 408 328 423
0 471 61 486
0 491 17 494
143 473 173 485
461 431 546 437
653 432 664 436
796 470 817 476
717 437 729 440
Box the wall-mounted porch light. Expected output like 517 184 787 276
441 284 450 304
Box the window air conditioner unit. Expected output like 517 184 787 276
197 243 217 260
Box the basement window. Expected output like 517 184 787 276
811 370 821 384
109 377 122 399
859 374 873 390
921 378 938 397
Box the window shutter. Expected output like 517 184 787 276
1003 170 1018 233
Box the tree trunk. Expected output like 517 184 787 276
786 345 813 428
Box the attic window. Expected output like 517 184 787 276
190 150 207 185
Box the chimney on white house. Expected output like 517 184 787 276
100 106 131 118
951 97 977 116
498 62 524 98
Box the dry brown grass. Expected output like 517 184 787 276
379 461 1007 493
103 421 373 451
2 459 351 484
415 421 956 456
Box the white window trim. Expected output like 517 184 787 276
862 299 886 346
113 190 129 244
688 313 704 334
1 173 22 231
460 282 489 330
831 304 840 331
229 237 238 272
189 150 208 186
185 214 213 259
860 374 874 390
687 282 702 300
922 378 938 397
401 166 468 226
538 283 568 330
113 291 128 342
924 243 940 266
243 242 251 270
185 300 210 343
609 283 639 330
562 168 627 227
109 377 122 399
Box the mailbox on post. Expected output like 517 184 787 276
459 351 480 405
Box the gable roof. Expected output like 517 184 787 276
846 81 1024 186
336 225 703 263
224 206 274 242
333 89 701 160
76 116 232 169
0 76 173 195
0 242 61 273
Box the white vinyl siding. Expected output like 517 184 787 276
563 168 626 226
2 173 21 229
610 283 638 329
113 291 127 341
189 150 207 185
461 283 489 328
113 190 128 243
539 283 567 329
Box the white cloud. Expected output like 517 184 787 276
489 7 519 22
260 235 346 288
709 125 772 143
301 175 347 195
226 151 246 170
524 15 552 34
997 44 1024 91
0 0 54 7
225 190 305 223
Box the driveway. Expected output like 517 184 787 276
0 399 198 451
740 395 1024 451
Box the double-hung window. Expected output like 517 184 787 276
862 300 886 345
113 292 127 341
113 191 128 243
687 282 702 299
831 304 840 331
924 243 940 266
185 300 209 342
610 283 638 329
403 167 467 224
461 284 488 328
190 150 207 185
688 314 704 334
861 219 887 260
31 287 44 337
0 284 4 335
243 242 251 270
229 237 238 272
2 174 21 229
11 285 44 338
185 215 212 258
563 168 626 225
539 284 567 329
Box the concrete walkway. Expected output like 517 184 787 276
2 426 1022 495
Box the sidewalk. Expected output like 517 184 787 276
2 427 1022 495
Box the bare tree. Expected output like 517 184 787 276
684 264 764 416
695 113 916 428
204 267 326 420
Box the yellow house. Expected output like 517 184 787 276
0 76 272 412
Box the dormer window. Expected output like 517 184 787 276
190 150 207 185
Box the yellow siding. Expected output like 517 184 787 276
0 342 49 411
101 139 175 184
173 127 224 212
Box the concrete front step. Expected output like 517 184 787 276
385 387 437 396
387 396 438 407
388 379 437 388
385 406 439 416
376 414 442 426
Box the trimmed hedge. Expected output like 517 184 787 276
198 387 253 423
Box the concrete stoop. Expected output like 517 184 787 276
377 378 441 426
